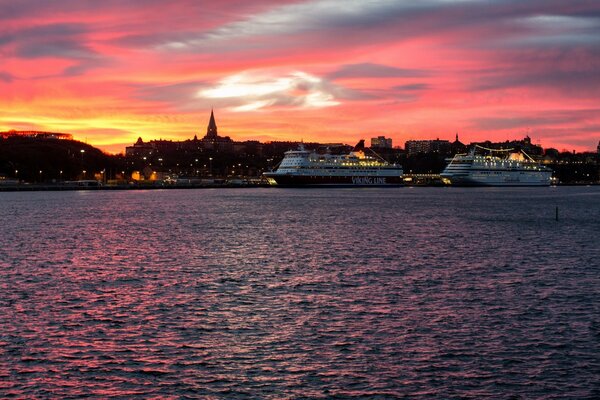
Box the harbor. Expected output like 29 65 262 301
3 113 599 189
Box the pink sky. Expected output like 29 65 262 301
1 0 599 153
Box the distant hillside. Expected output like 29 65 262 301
0 136 120 182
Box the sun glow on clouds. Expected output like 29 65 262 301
2 0 600 151
198 71 340 111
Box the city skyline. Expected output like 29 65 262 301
2 1 599 153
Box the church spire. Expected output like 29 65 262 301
206 109 218 139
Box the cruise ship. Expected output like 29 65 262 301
440 145 552 186
263 140 403 186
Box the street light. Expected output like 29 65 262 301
80 150 86 177
209 157 213 176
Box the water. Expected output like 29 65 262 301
1 187 599 399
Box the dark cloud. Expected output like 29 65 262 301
0 71 14 82
342 82 430 103
0 23 88 45
15 40 92 59
469 42 600 96
62 62 99 77
132 81 237 112
134 81 207 104
472 109 600 131
328 63 427 80
146 0 600 54
392 83 429 92
0 23 104 76
1 23 94 58
0 0 170 21
473 70 600 96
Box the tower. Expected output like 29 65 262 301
201 109 232 147
206 109 218 139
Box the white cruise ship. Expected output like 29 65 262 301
440 145 552 186
264 140 403 186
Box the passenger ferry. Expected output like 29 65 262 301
264 140 403 186
440 145 552 186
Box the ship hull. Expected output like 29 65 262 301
264 173 403 187
440 172 552 186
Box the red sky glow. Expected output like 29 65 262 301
2 0 599 153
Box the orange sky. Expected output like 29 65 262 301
2 0 599 153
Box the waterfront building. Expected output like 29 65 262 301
473 136 544 157
371 136 392 149
125 137 154 158
451 133 467 154
405 139 451 156
122 110 273 179
233 140 263 156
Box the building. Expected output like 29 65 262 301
474 135 544 157
125 137 154 157
126 110 236 157
201 109 233 151
233 140 263 156
371 136 392 149
405 139 451 156
451 133 466 154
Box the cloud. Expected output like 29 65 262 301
469 40 600 97
197 71 340 111
509 14 600 46
131 81 216 112
134 81 206 103
0 71 14 82
1 23 102 76
155 0 488 53
472 109 600 131
473 69 600 96
328 63 427 80
151 0 600 55
1 23 91 56
393 83 429 91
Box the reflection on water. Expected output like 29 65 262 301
1 187 600 398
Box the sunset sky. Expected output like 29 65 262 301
2 0 599 153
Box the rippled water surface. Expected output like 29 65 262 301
1 187 600 399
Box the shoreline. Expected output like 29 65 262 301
0 183 272 192
0 182 598 192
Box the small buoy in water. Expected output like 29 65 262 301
555 206 559 221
